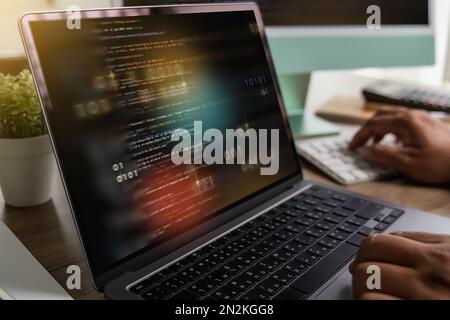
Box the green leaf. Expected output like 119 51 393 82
0 70 47 138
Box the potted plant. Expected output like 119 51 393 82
0 70 55 207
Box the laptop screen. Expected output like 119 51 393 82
25 8 300 276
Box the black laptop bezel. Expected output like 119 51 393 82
19 2 304 290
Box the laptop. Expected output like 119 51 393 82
20 3 450 300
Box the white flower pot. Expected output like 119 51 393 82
0 134 55 207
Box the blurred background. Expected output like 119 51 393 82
1 0 449 85
0 1 105 54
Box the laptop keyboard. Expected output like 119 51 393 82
129 185 404 300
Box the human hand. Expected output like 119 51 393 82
349 232 450 300
348 107 450 184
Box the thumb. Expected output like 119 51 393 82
359 144 412 172
390 231 447 244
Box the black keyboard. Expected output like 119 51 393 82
129 185 404 300
363 82 450 114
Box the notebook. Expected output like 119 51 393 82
0 287 14 300
0 220 72 300
316 94 450 126
315 95 377 124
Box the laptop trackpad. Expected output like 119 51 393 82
312 209 450 300
312 268 353 300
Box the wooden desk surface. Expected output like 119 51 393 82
1 164 449 300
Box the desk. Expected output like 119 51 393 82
1 73 450 300
1 164 449 300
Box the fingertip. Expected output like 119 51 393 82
349 126 371 150
357 147 371 159
348 260 355 274
348 141 357 151
348 136 360 150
